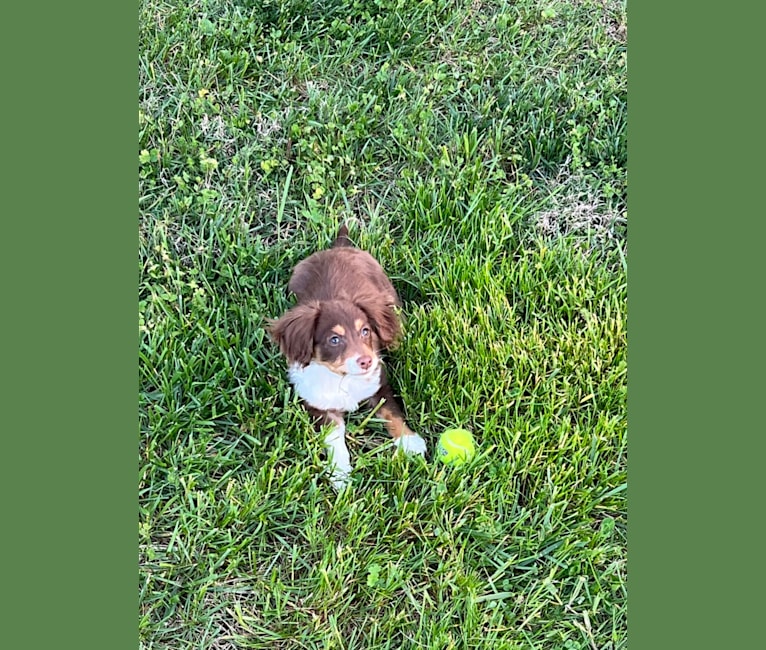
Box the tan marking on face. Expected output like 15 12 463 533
314 355 362 375
314 357 348 374
331 325 346 336
312 348 380 376
354 319 364 331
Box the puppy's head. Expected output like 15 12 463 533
269 299 400 374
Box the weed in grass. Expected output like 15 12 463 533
140 0 626 648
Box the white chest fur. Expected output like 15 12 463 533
288 361 382 412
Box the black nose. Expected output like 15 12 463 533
357 355 372 370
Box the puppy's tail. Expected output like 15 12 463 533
331 223 354 248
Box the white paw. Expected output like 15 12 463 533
325 425 352 491
393 432 427 456
328 466 352 491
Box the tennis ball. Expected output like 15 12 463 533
436 428 476 466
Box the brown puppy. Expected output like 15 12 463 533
269 225 426 488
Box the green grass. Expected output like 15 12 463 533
139 0 627 648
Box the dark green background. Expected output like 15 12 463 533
2 4 136 649
3 2 764 648
629 1 764 647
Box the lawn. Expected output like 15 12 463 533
139 1 627 648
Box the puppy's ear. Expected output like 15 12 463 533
267 303 321 366
356 297 402 349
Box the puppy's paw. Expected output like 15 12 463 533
324 424 352 491
393 432 427 457
328 466 352 491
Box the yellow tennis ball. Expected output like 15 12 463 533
436 429 476 466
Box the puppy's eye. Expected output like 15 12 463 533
328 335 342 346
360 327 371 338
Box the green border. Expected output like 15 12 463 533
630 2 765 647
8 1 765 647
3 5 136 649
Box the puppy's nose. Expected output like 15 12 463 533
357 355 373 371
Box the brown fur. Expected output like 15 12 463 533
286 248 401 344
268 225 417 443
268 302 321 366
269 236 403 366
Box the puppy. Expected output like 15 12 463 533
269 225 426 489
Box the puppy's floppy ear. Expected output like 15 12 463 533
355 296 402 349
267 303 321 366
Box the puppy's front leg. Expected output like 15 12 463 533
305 404 352 490
368 384 427 457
